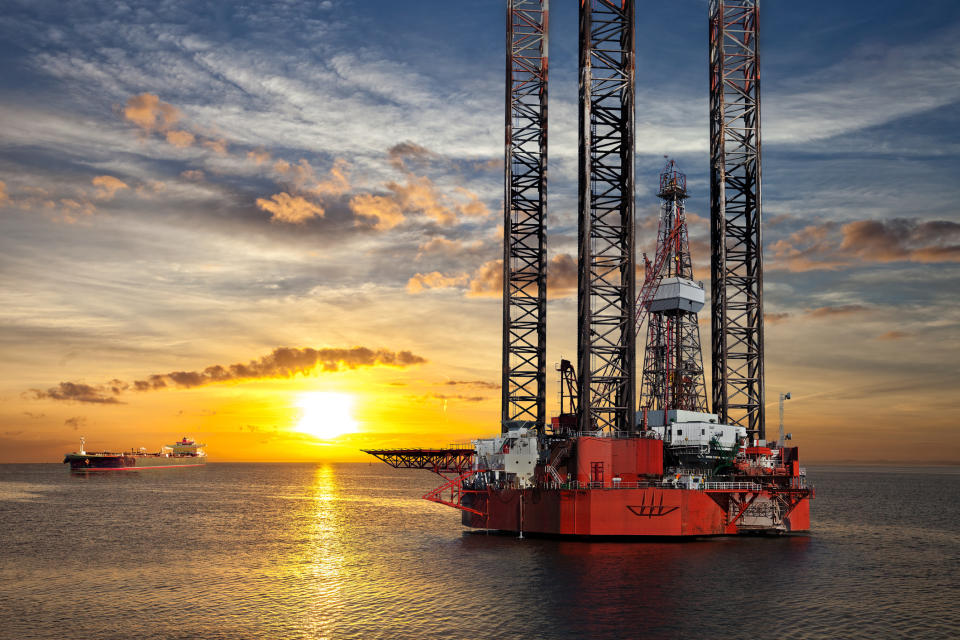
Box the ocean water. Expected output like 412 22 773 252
0 463 957 639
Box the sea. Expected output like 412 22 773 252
0 463 957 640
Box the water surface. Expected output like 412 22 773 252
1 463 957 639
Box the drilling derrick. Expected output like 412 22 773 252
503 0 549 433
639 160 708 418
709 0 766 440
577 0 636 433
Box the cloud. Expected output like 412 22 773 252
91 175 129 200
259 158 350 224
132 346 427 390
256 192 325 223
806 305 868 318
65 416 86 431
27 347 427 404
165 130 196 148
123 93 180 132
248 150 272 165
408 252 577 299
765 312 791 324
877 330 911 341
388 141 436 170
350 193 405 230
406 271 470 293
180 170 205 181
350 145 490 229
26 382 122 404
546 253 577 297
770 218 960 271
430 394 486 402
840 219 960 263
466 259 502 297
202 138 229 155
443 380 500 390
0 181 9 206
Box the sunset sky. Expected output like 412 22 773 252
1 0 958 464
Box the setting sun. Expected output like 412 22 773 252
295 392 359 440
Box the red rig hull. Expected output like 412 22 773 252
461 486 810 537
366 434 813 537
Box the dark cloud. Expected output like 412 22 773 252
430 394 486 402
64 416 86 431
547 253 578 297
133 346 427 389
771 217 960 271
444 380 500 390
387 141 437 170
26 382 123 404
28 346 427 404
806 305 868 318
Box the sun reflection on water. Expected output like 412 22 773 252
300 464 345 638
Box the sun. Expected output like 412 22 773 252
295 392 358 440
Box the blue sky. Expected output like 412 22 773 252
1 0 958 462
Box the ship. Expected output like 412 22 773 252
63 436 207 471
365 1 814 537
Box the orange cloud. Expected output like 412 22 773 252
467 254 578 298
202 138 229 155
877 330 911 341
180 170 205 181
248 149 272 165
406 271 470 293
256 192 324 224
123 93 180 132
408 253 577 299
350 193 405 230
466 259 502 297
59 198 96 220
91 175 129 200
165 130 196 148
349 144 491 230
0 181 9 207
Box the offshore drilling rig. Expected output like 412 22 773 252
365 0 814 536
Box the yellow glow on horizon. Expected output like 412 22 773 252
295 391 358 440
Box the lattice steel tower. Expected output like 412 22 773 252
709 0 766 440
639 160 708 416
502 0 549 433
577 0 636 433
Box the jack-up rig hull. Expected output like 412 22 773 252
461 487 810 537
367 428 813 537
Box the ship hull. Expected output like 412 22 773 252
462 486 810 537
63 454 206 471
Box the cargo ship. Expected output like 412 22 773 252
63 436 207 471
365 1 814 537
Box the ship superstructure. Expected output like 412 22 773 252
365 0 813 537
